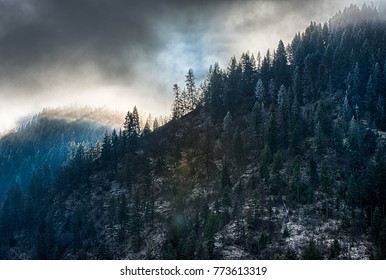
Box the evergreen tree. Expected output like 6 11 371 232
123 107 141 151
240 52 257 96
232 128 244 165
222 111 233 150
100 132 111 166
277 85 289 149
153 118 160 131
118 194 129 243
302 239 323 260
273 40 289 88
292 66 304 106
205 63 225 119
376 95 385 129
260 144 272 182
142 120 151 137
180 89 188 115
265 109 278 153
221 159 232 190
260 50 271 91
254 79 264 103
222 111 233 135
185 69 198 111
130 192 142 252
329 239 341 259
172 84 183 119
289 96 303 154
309 157 318 188
320 159 333 195
221 159 232 207
225 56 242 111
365 64 380 113
346 62 361 107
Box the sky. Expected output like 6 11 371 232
0 0 383 133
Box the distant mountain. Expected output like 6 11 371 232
1 5 385 260
329 3 380 28
0 107 122 199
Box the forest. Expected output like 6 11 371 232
0 4 385 260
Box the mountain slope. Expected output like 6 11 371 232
0 107 121 199
1 4 386 260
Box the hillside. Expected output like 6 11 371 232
0 107 121 199
0 4 386 260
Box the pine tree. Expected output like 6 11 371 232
329 239 341 259
346 62 361 107
180 89 188 115
232 128 244 165
320 159 333 195
289 96 303 154
309 157 318 188
260 144 272 182
252 101 263 143
142 120 151 137
205 63 225 119
265 108 278 153
221 159 232 207
153 118 159 131
111 129 119 170
123 107 141 151
185 69 198 111
221 159 232 190
302 54 317 103
130 191 142 252
100 132 111 165
255 79 264 102
172 84 183 119
225 56 242 111
240 52 257 96
376 95 385 129
273 40 289 88
292 66 304 106
260 50 271 91
222 111 233 135
277 85 289 149
365 63 381 115
118 194 129 243
302 239 323 260
132 106 141 136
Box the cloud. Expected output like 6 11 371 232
0 0 376 131
0 0 232 87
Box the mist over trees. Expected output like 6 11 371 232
1 4 386 260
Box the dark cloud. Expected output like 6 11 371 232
0 0 236 88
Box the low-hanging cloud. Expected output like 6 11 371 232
0 0 377 131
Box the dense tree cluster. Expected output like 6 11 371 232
172 69 203 119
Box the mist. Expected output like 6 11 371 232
0 0 380 132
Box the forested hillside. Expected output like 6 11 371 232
0 107 121 199
0 4 385 260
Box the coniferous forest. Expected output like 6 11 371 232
1 4 386 259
